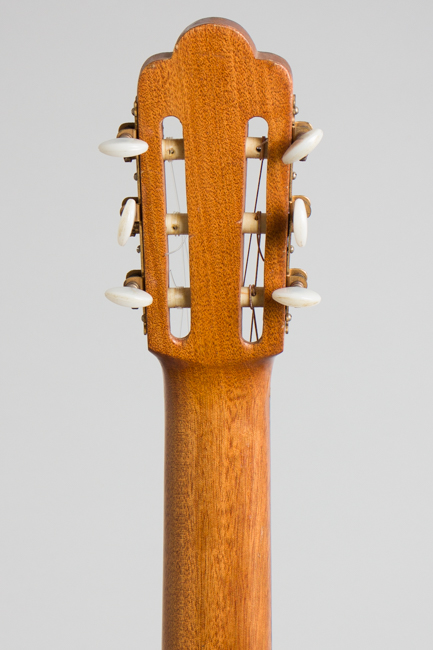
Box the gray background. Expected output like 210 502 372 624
1 0 432 648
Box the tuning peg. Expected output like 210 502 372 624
293 198 308 247
105 286 153 308
282 128 323 165
272 286 321 308
98 138 148 158
118 199 137 246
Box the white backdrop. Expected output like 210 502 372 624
1 0 432 648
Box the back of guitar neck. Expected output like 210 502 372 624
162 358 273 650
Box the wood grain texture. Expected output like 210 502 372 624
162 358 273 650
137 17 293 364
136 18 294 650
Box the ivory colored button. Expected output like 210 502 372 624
293 198 308 247
118 199 137 246
282 129 323 165
105 286 153 308
98 138 148 157
272 286 321 308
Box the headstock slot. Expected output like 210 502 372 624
162 116 190 339
137 19 292 365
242 117 268 343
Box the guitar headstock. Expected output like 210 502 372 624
100 18 322 366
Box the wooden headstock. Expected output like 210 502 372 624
138 19 292 365
101 18 323 367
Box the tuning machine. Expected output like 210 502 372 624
273 268 321 308
289 196 311 248
118 198 139 246
105 271 152 309
280 112 322 326
283 121 323 165
99 123 148 161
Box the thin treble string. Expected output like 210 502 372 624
249 304 259 341
254 232 262 287
242 237 252 286
165 159 186 255
168 159 189 336
184 236 190 332
166 238 186 255
169 159 181 213
245 140 267 342
242 149 266 285
253 142 266 275
169 270 177 287
250 234 262 342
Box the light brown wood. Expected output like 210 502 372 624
162 359 273 650
136 18 294 650
137 17 292 364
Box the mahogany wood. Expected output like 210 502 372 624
135 18 294 650
162 359 272 650
137 17 293 363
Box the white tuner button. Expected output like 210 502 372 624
105 286 153 308
118 199 137 246
98 138 148 157
272 286 321 308
282 128 323 165
293 198 308 247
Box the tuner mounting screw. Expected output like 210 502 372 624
284 308 292 334
136 245 141 253
292 171 297 180
290 245 294 253
134 172 138 181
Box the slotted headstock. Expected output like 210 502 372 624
101 18 323 366
139 18 291 365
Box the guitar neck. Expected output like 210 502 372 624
161 357 273 649
100 16 323 650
